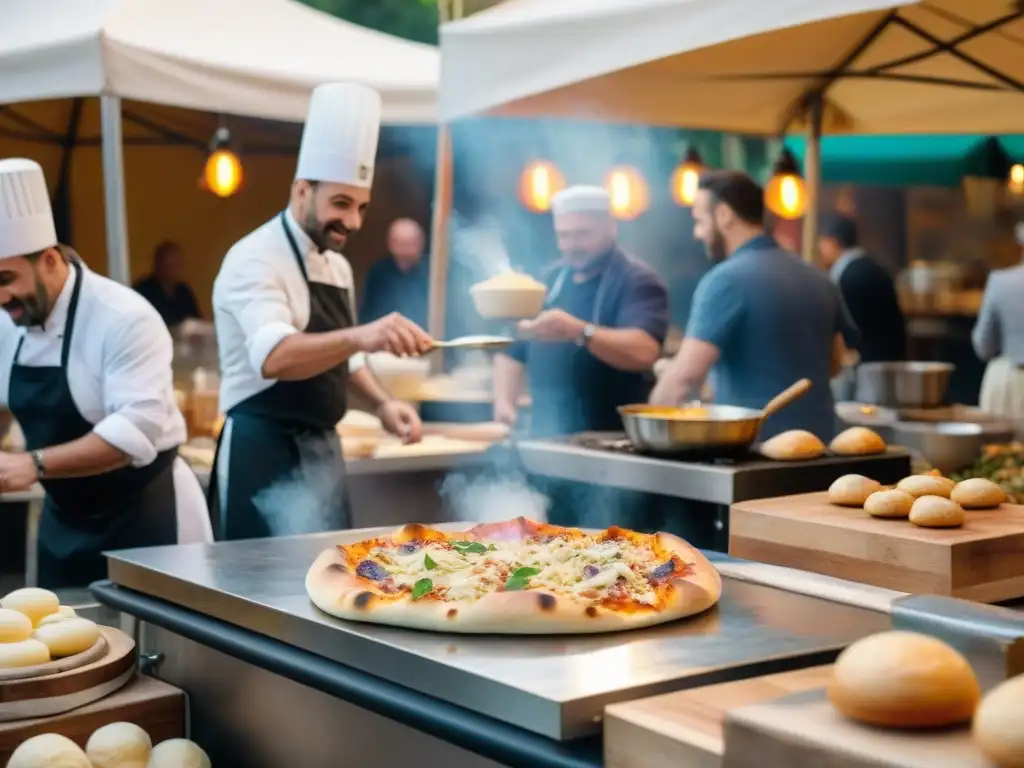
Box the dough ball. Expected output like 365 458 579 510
951 478 1006 510
828 474 882 507
0 607 33 643
896 474 956 499
87 721 153 768
147 739 211 768
974 674 1024 768
760 430 826 461
32 618 100 658
828 631 980 728
910 496 966 528
864 489 914 519
7 733 92 768
0 638 50 669
0 588 59 626
830 427 887 456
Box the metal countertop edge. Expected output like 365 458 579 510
90 581 603 768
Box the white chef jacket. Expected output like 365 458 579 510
0 263 211 544
213 209 365 415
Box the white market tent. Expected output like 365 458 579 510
0 0 440 282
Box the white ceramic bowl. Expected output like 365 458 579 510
469 273 547 319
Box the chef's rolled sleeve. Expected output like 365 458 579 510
615 271 669 342
93 311 175 467
686 269 744 350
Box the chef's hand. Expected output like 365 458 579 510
649 370 685 407
0 451 38 493
378 400 423 444
354 313 433 357
494 400 518 428
517 310 585 342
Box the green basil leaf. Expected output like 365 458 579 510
511 566 541 580
424 553 437 570
503 579 526 591
411 578 433 600
452 541 487 555
487 543 497 551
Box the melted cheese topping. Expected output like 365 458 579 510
360 535 681 606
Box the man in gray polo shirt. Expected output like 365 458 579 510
651 171 859 441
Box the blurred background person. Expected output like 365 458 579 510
360 217 429 328
133 240 202 329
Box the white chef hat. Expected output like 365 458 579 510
295 82 383 189
551 185 611 217
0 158 57 260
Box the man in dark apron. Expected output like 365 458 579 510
492 186 670 529
208 83 430 541
0 159 208 589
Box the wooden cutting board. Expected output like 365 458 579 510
730 492 1024 602
604 666 832 768
723 688 992 768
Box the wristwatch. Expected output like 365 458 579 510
30 449 45 479
575 323 596 348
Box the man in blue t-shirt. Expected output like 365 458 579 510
651 171 860 441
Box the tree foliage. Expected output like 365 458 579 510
300 0 440 44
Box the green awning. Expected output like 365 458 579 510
784 135 1024 188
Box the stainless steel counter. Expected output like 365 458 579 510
516 438 911 505
106 528 888 741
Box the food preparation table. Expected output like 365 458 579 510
92 526 892 768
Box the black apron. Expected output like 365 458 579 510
206 212 354 541
7 261 178 590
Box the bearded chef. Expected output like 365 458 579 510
0 159 210 589
209 83 431 541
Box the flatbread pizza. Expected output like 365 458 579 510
305 517 721 634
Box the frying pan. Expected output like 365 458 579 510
618 378 812 454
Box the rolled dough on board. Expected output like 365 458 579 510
86 721 153 768
32 618 100 658
0 588 59 626
0 608 33 643
0 638 50 669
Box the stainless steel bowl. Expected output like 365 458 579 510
619 405 763 453
856 362 954 408
890 420 1015 474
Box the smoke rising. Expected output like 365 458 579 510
252 455 348 537
439 470 550 524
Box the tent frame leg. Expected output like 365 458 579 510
100 95 131 285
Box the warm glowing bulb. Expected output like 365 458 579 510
671 161 703 206
204 149 242 198
780 176 800 212
1009 163 1024 196
765 171 808 220
603 166 649 220
519 161 565 213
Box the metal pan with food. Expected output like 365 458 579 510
618 379 812 454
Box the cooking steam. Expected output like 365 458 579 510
251 455 346 537
439 470 550 524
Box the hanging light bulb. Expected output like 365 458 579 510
764 148 808 220
604 166 649 220
1009 163 1024 196
202 126 243 198
518 160 565 213
671 148 705 207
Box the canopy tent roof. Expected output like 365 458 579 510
1 0 440 125
439 0 1024 135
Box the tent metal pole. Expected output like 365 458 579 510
800 95 824 264
100 95 131 284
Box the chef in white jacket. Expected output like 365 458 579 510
0 158 211 589
209 82 430 541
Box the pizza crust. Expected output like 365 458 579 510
305 526 722 635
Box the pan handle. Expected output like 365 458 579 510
761 378 812 419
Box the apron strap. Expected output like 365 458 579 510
280 211 310 282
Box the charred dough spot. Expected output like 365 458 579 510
327 563 347 573
353 591 375 610
585 606 598 618
446 608 458 619
537 593 556 611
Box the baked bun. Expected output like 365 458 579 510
828 630 981 728
974 674 1024 767
864 489 914 519
830 427 887 456
897 474 956 499
828 475 882 507
909 496 965 528
760 430 825 461
951 478 1006 510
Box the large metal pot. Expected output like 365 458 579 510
890 421 1015 474
856 362 954 408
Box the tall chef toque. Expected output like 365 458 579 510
551 185 611 217
295 82 383 188
0 159 57 261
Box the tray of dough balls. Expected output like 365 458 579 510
8 723 209 768
0 588 135 722
729 461 1024 603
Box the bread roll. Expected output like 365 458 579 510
0 638 50 669
32 618 100 658
909 496 966 528
830 427 887 456
828 630 980 728
760 430 826 461
0 587 59 626
0 607 33 643
951 478 1006 510
864 489 914 519
7 733 92 768
37 606 77 628
87 721 153 768
974 674 1024 767
147 739 211 768
897 474 956 499
828 475 882 507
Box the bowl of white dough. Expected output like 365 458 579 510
469 271 547 320
366 353 430 402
